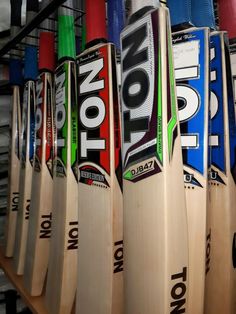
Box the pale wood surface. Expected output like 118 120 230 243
5 88 21 257
24 72 54 296
45 61 78 314
204 32 236 314
13 81 35 275
121 8 188 313
77 43 123 314
173 27 210 314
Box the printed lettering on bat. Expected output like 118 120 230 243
170 267 187 313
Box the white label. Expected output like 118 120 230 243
173 40 200 81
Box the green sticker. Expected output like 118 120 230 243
55 61 78 179
157 45 163 164
70 63 78 181
124 170 133 181
167 29 177 160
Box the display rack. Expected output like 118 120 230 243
0 0 83 311
0 0 84 59
0 0 84 95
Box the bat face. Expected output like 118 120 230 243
13 89 21 164
78 45 111 187
35 73 54 177
20 80 35 221
13 80 36 275
172 28 209 187
55 61 78 181
205 31 236 314
5 85 21 257
54 59 79 250
45 59 78 314
209 33 226 185
77 42 123 313
54 64 67 176
172 27 209 313
21 81 35 170
121 11 167 182
120 7 188 314
23 71 54 296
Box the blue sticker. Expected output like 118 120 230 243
21 82 36 167
21 87 28 165
210 34 225 174
173 28 208 177
29 83 35 165
208 102 211 171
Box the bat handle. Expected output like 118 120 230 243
131 0 160 15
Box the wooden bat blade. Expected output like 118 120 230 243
45 2 77 312
77 43 123 314
23 72 54 296
121 7 188 313
13 80 35 275
205 31 236 314
5 0 23 256
172 26 210 314
45 60 78 314
5 86 21 257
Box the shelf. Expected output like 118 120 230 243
0 246 48 314
0 246 76 313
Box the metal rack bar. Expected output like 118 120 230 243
0 0 68 58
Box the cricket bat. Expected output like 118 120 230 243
172 27 209 314
4 0 23 257
77 0 123 313
13 0 38 275
23 0 55 296
120 1 188 313
107 1 124 310
169 0 211 311
160 0 167 7
45 1 78 313
204 31 236 314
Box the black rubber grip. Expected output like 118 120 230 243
26 0 39 12
10 0 22 27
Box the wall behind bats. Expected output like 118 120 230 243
0 95 10 182
0 1 10 32
0 0 43 32
0 95 10 242
0 95 10 128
